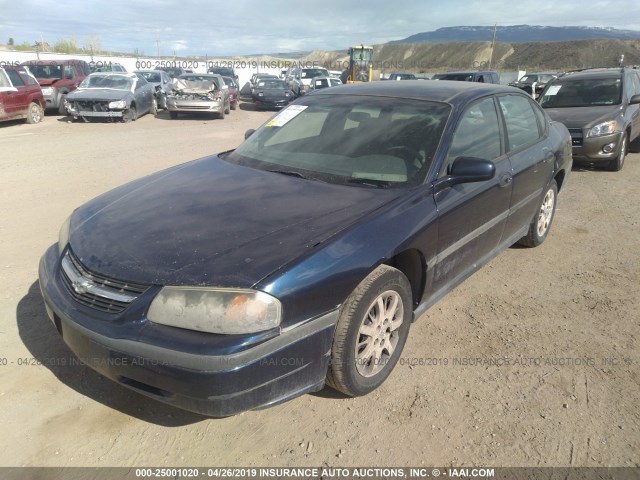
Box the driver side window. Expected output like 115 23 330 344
444 97 502 175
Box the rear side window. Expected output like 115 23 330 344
498 95 543 151
18 70 38 86
64 64 75 79
5 69 25 87
0 70 12 88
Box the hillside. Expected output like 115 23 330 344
301 39 640 73
391 25 640 44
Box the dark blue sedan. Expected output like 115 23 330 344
39 81 572 416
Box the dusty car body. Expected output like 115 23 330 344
286 67 331 96
251 78 293 109
134 70 172 109
309 76 342 91
21 59 90 114
65 72 156 122
166 74 230 119
509 72 558 98
221 76 239 110
39 81 571 417
539 67 640 171
0 66 45 124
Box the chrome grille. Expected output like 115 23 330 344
568 128 583 147
61 250 149 314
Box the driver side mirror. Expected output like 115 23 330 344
433 157 496 192
630 94 640 105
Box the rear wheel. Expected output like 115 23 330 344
326 265 412 396
608 133 627 171
231 100 237 110
224 100 230 115
518 180 558 247
26 102 43 124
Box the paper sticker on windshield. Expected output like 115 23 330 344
546 85 562 96
265 105 308 127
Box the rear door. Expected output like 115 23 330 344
430 95 513 294
3 68 28 115
497 94 554 242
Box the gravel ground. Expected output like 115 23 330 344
0 103 638 469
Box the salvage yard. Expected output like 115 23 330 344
0 104 638 467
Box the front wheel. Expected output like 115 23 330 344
224 101 230 115
122 105 137 123
26 102 43 124
150 97 158 116
57 95 67 115
326 265 412 396
608 132 627 171
518 180 558 247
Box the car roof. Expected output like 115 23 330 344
558 68 624 80
434 70 497 75
88 72 137 78
311 80 520 105
133 69 166 74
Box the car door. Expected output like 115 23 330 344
3 69 28 116
626 71 640 140
134 76 152 112
497 94 554 242
429 95 513 294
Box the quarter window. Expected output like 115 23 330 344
5 69 25 87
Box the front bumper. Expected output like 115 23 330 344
569 130 623 163
166 98 223 114
254 98 289 108
38 244 336 416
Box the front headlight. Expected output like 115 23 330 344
587 120 617 137
147 287 282 334
58 215 71 255
108 100 127 109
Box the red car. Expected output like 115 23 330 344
221 76 239 110
0 66 45 124
21 59 90 114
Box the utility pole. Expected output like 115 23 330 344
488 23 497 70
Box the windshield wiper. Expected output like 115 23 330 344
268 169 310 180
347 178 390 188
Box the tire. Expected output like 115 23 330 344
218 108 225 120
231 100 237 111
224 100 230 115
326 265 412 396
169 111 178 119
608 132 627 171
518 179 558 247
150 97 158 116
123 105 137 123
26 102 43 124
57 94 67 115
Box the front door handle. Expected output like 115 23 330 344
499 173 513 187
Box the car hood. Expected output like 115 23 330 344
69 155 402 288
67 88 131 101
36 78 62 86
544 105 623 129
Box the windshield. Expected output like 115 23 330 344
433 73 474 81
28 64 63 79
301 69 329 79
139 72 161 82
539 77 622 108
225 96 450 188
80 75 133 90
258 80 286 89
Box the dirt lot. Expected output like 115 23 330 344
0 104 638 469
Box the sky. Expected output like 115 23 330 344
1 0 640 56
